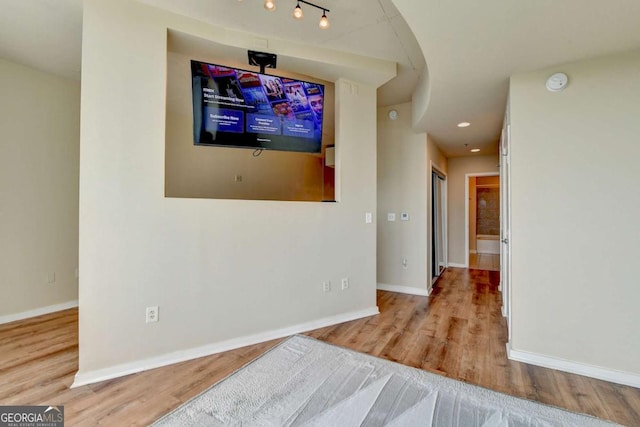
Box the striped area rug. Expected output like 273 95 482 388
153 335 617 426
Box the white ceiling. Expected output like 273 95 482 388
0 0 83 80
393 0 640 156
2 0 640 157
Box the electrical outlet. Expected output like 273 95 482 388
341 277 350 290
402 258 408 269
146 306 159 323
46 272 56 284
323 281 331 293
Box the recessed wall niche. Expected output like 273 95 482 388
165 30 335 202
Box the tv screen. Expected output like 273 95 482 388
191 60 325 153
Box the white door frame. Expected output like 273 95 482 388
500 117 512 339
464 172 500 268
430 162 447 287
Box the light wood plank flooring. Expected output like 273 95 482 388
469 252 500 271
1 268 639 426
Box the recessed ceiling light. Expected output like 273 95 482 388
470 148 481 153
457 122 471 128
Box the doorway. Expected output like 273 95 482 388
431 168 447 284
465 173 500 271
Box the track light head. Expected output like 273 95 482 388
319 10 330 29
264 0 276 12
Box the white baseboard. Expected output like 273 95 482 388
507 345 640 388
376 283 429 297
447 262 467 268
0 300 78 325
71 306 379 388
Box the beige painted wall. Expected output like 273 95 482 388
377 103 424 291
78 0 391 378
165 49 336 201
509 50 640 375
446 155 499 266
0 59 80 318
377 102 448 294
427 135 448 175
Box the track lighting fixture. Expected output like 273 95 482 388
252 0 330 28
296 1 330 29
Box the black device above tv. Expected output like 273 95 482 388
191 59 325 154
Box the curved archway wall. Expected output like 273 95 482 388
76 0 395 384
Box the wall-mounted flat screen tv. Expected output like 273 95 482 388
191 60 325 153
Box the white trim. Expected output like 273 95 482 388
447 262 467 268
377 283 429 297
507 346 640 388
71 306 379 388
464 172 499 269
500 117 513 341
0 300 78 325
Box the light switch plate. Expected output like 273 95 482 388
387 213 396 221
401 213 409 221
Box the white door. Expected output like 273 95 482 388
500 118 512 338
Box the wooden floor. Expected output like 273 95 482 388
469 252 500 271
1 268 639 426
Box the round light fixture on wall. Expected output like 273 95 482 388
388 109 398 120
546 72 568 92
